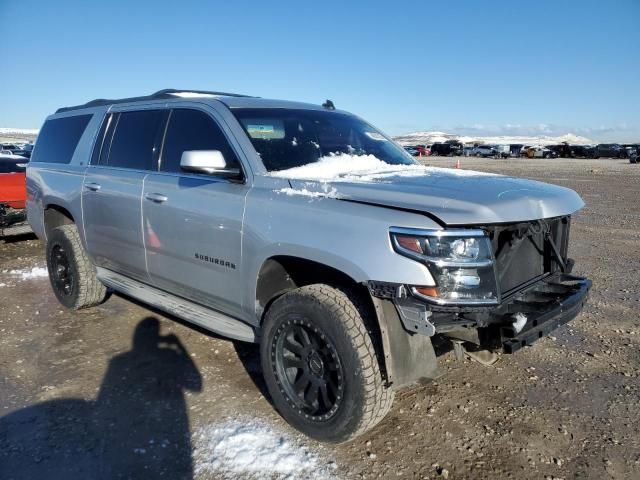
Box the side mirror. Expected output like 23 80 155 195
179 150 240 176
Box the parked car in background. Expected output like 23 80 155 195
570 145 596 158
430 141 462 156
414 145 430 156
522 146 558 159
509 144 525 157
519 145 533 157
0 153 31 238
462 146 474 157
495 144 510 158
403 146 419 156
472 145 500 158
621 144 639 161
546 144 573 158
1 144 19 153
12 144 34 158
594 144 626 158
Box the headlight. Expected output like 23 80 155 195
390 227 499 305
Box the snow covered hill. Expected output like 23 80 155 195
0 127 39 136
394 131 594 146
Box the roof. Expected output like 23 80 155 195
55 89 334 114
217 96 330 111
55 89 254 113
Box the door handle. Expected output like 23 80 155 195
85 182 101 192
145 193 168 203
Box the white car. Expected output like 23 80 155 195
523 146 557 159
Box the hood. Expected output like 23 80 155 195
287 167 585 226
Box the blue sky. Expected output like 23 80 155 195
1 0 638 141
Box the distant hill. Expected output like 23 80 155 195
0 127 38 143
394 131 594 146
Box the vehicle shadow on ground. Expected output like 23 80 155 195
0 317 202 480
233 341 272 400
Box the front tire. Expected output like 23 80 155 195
46 224 107 309
260 284 393 443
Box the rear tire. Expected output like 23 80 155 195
46 224 107 310
260 284 394 443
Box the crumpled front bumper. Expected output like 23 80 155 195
371 272 592 352
498 273 591 353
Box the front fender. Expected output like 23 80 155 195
241 179 440 322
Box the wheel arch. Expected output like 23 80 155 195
44 204 75 235
255 255 391 382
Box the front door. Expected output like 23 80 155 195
142 108 249 318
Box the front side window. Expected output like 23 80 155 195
104 110 165 170
30 114 92 164
160 109 239 173
232 108 416 172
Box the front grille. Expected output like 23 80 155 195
489 216 570 298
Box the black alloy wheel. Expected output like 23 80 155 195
272 318 344 420
50 244 74 297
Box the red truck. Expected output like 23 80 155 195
0 154 31 238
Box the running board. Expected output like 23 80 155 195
96 267 256 343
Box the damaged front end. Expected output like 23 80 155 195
371 215 591 355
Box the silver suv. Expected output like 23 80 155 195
27 89 591 443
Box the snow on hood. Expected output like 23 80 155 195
268 154 584 225
269 153 495 182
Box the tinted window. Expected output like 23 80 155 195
160 109 239 173
106 110 165 170
30 115 92 164
232 108 415 172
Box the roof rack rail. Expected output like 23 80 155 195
55 89 254 113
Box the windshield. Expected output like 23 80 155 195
232 108 416 172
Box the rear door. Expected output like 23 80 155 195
142 107 249 317
82 108 167 282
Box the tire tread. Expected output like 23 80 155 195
49 224 106 309
293 284 394 440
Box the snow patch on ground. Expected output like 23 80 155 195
193 419 337 479
0 127 39 136
9 267 48 280
270 153 495 183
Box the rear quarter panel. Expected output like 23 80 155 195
26 108 105 242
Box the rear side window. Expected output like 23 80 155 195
160 109 240 173
103 110 165 170
30 115 92 164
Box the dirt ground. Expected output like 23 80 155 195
1 158 638 479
